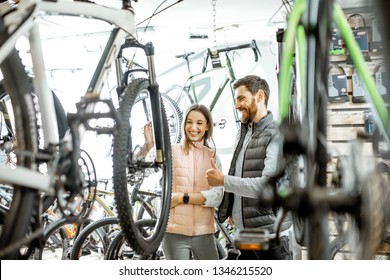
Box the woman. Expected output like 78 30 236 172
144 104 223 260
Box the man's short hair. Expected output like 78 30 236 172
233 75 270 106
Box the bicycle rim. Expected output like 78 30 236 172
113 78 172 255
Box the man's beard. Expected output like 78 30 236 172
240 100 257 124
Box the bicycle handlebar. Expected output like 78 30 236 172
202 39 261 73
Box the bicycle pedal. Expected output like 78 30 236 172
234 228 274 251
70 97 119 134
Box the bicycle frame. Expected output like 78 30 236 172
168 39 261 129
0 0 160 193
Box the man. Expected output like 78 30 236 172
206 75 292 260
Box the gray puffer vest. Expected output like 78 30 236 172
218 112 292 232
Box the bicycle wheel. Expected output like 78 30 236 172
70 216 119 260
121 83 182 144
163 84 194 114
161 93 182 144
34 216 91 260
113 77 172 255
0 45 40 259
33 215 70 260
329 236 349 259
105 220 161 260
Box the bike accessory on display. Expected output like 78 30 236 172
329 26 345 55
183 193 189 204
364 110 375 136
351 66 369 103
348 14 369 52
370 16 383 52
208 49 222 69
374 62 388 100
328 64 349 103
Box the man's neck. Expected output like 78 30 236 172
250 110 268 126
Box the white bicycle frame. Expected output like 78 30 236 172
0 0 137 194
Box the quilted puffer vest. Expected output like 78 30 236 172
165 142 216 236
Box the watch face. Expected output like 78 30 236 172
183 193 189 204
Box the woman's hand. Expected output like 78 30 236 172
170 192 182 208
143 121 154 152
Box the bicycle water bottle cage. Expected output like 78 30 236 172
351 66 369 103
328 64 349 103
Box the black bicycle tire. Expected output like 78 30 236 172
35 216 93 260
105 219 157 260
215 236 227 259
70 216 119 260
0 44 40 259
329 236 348 259
113 78 172 255
105 230 125 260
286 64 309 247
161 92 183 143
33 216 71 260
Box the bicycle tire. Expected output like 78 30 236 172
70 216 119 260
215 236 227 259
105 220 158 260
163 84 194 113
161 93 182 144
285 63 309 247
113 78 172 255
0 42 40 259
34 216 91 260
329 236 348 259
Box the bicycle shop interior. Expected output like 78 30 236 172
0 0 389 262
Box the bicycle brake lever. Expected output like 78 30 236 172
250 39 262 62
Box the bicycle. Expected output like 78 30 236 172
163 39 261 135
234 0 390 260
0 0 172 259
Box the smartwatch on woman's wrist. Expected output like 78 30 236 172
183 193 189 204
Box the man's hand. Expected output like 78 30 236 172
206 158 224 186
